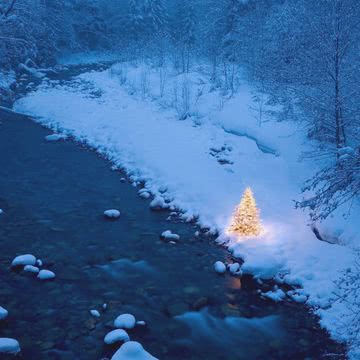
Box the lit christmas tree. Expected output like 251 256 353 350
228 187 262 236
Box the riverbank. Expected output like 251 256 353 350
0 105 346 358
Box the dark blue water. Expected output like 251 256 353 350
0 110 345 359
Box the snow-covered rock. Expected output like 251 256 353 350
103 303 108 310
45 133 67 142
11 254 36 267
104 209 121 219
149 196 169 210
37 269 55 280
24 265 40 273
90 309 100 318
36 259 43 267
262 289 286 302
111 341 157 360
161 230 180 242
0 338 20 354
139 190 151 199
114 314 136 329
287 291 308 303
0 306 8 320
0 209 3 215
104 329 130 345
136 320 146 326
214 261 226 274
228 262 242 276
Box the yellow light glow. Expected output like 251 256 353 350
228 187 262 236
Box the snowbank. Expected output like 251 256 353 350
14 63 358 356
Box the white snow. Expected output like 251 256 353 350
36 259 43 267
0 306 8 320
139 189 151 199
14 62 359 356
0 338 20 354
45 133 67 142
111 341 157 360
104 209 121 219
11 254 36 267
262 289 286 302
90 309 101 318
104 329 130 345
24 265 40 273
150 196 169 210
37 269 55 280
214 261 226 274
161 230 180 241
114 314 136 329
228 262 242 276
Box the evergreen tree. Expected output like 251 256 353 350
144 0 168 37
128 0 143 41
228 187 262 236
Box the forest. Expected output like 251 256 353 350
1 0 359 220
1 1 360 359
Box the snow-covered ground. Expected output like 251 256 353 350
14 59 359 358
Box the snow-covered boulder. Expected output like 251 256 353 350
0 209 3 215
0 338 20 354
24 265 39 273
0 306 8 320
11 254 36 267
104 329 130 345
37 269 55 280
214 261 226 274
161 230 180 242
262 288 286 302
228 263 242 276
114 314 136 329
111 341 157 360
139 190 151 199
45 134 67 142
149 196 169 210
36 259 43 267
104 209 121 219
90 309 100 318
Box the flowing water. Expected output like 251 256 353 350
0 73 346 360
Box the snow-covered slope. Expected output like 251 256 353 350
14 63 358 357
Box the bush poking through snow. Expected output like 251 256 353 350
104 209 121 219
111 341 157 360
